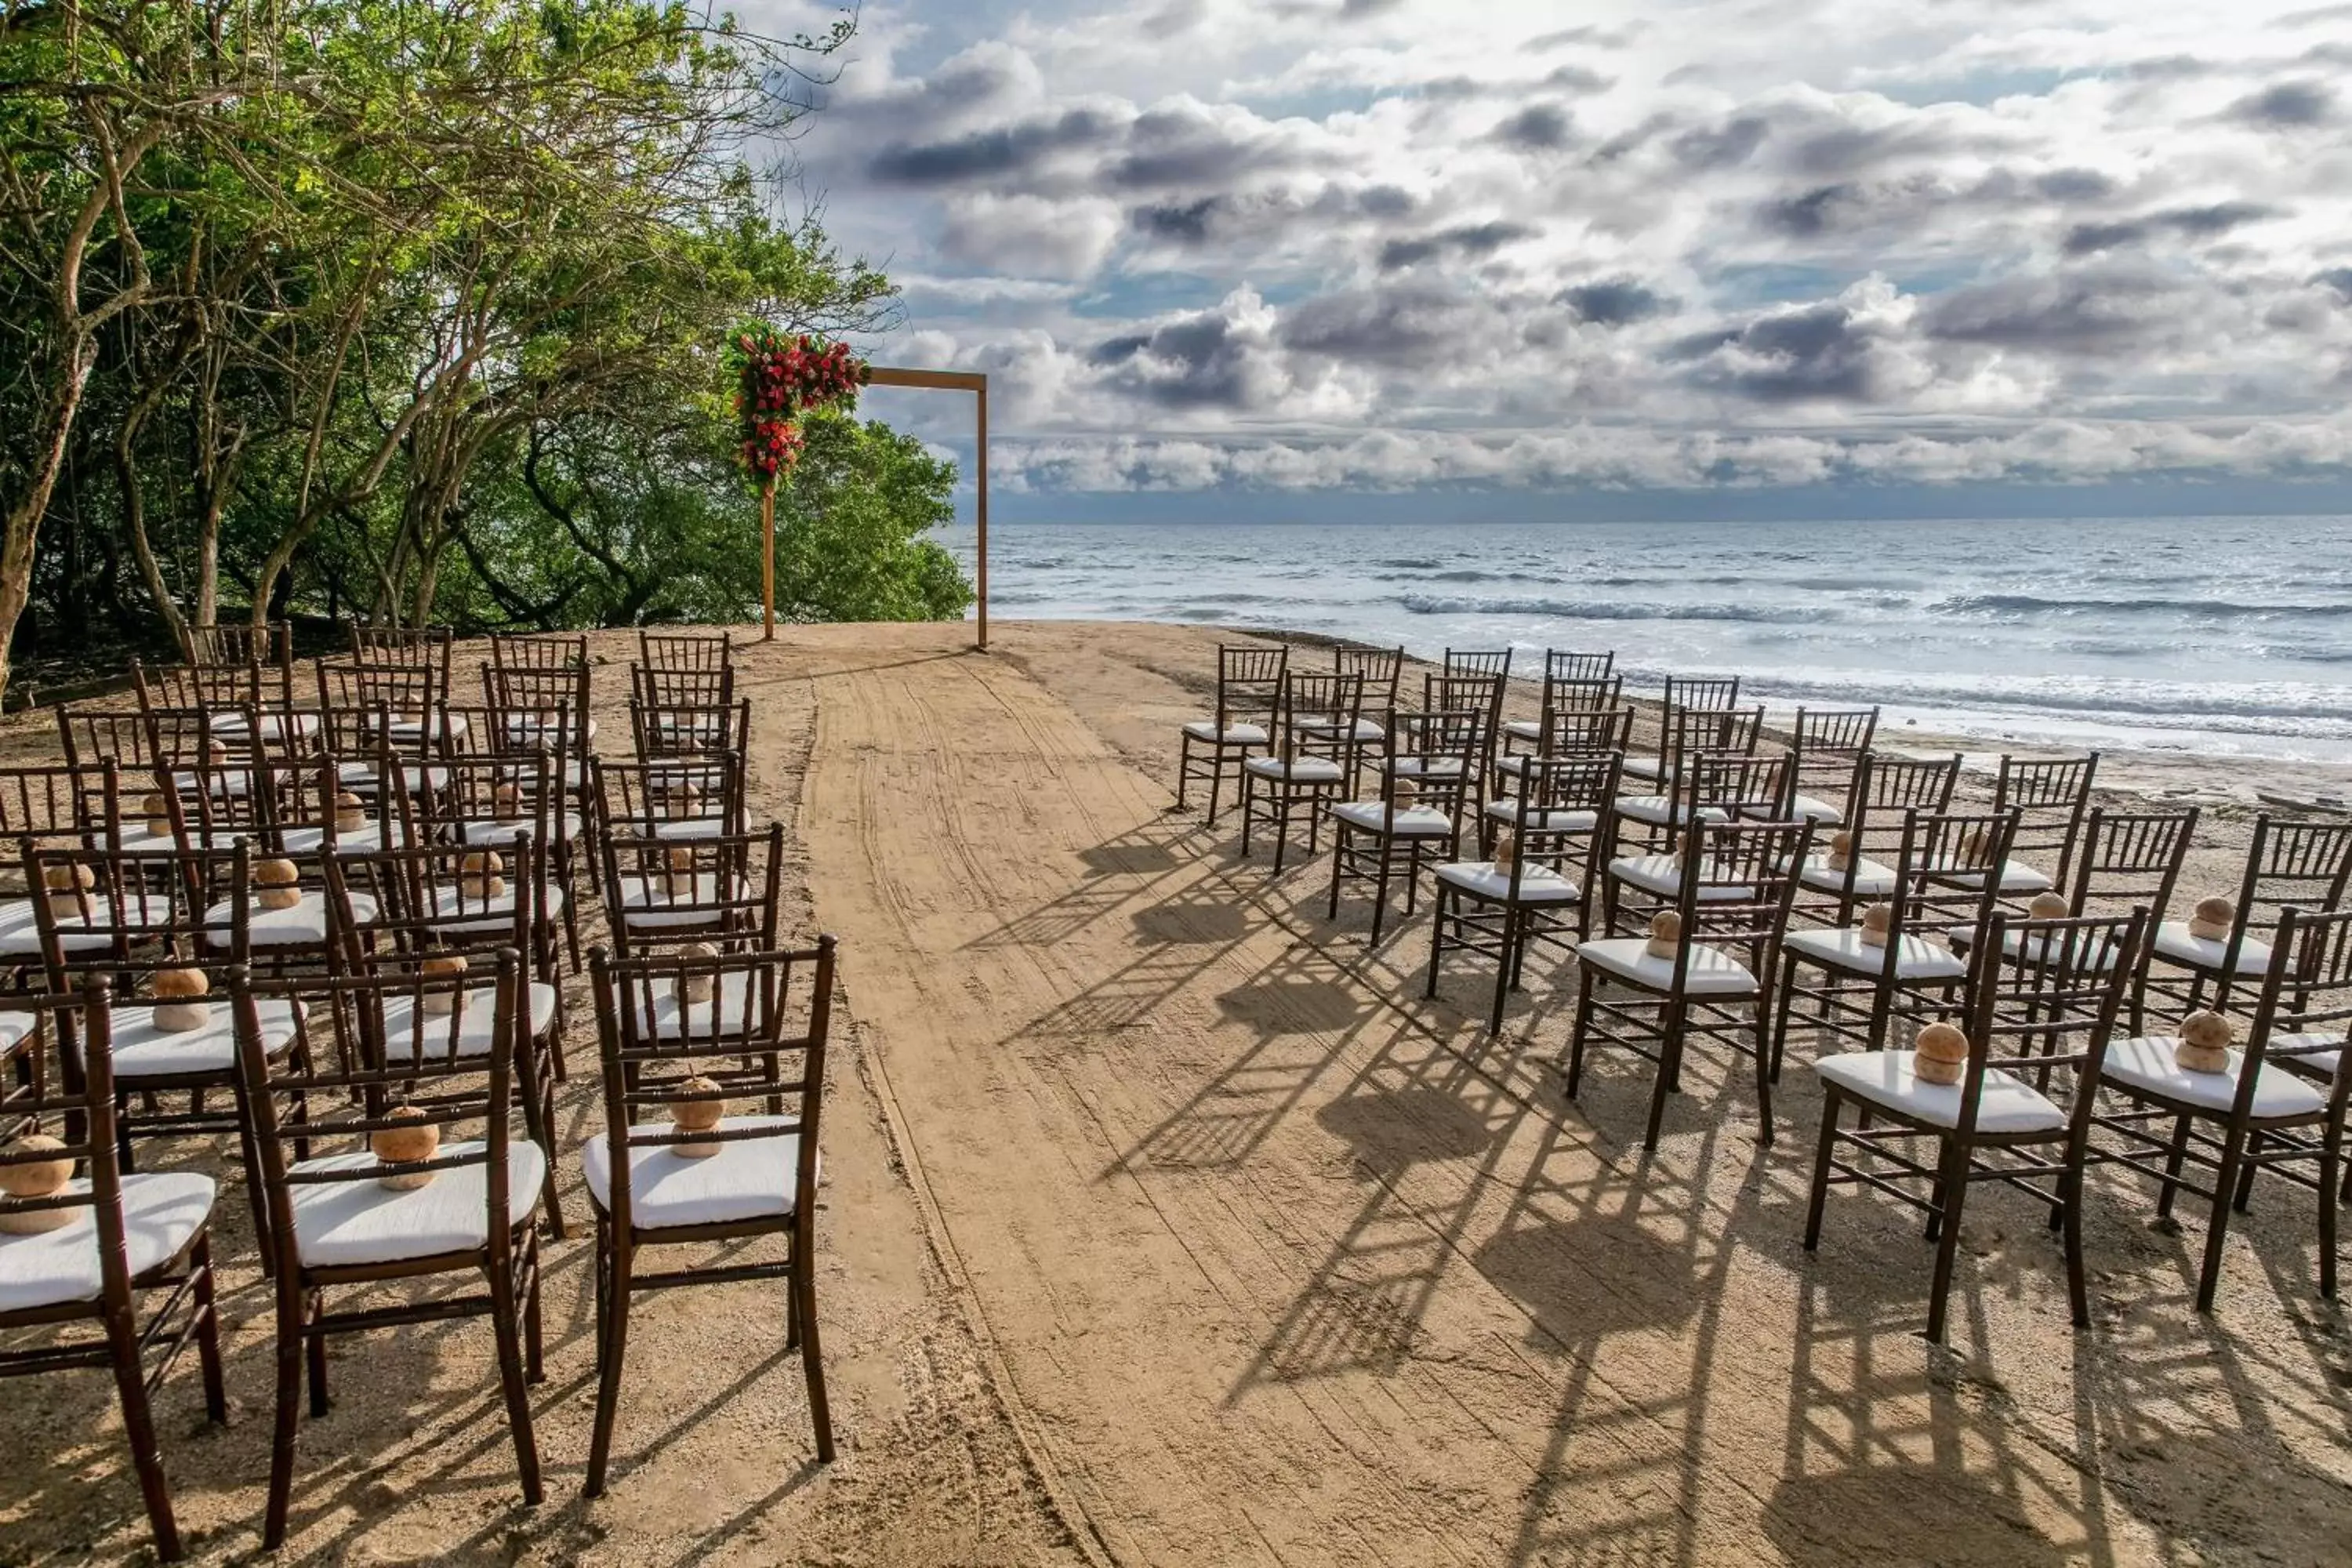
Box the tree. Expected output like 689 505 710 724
771 412 971 624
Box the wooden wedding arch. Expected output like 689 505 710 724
760 365 991 652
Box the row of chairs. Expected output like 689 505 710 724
0 630 843 1559
1174 641 2352 1341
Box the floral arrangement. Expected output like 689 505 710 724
731 328 867 482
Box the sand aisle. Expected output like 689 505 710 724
786 623 2214 1567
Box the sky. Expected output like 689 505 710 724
753 0 2352 518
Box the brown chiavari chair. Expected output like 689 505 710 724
1788 751 1963 923
268 750 412 860
191 618 296 675
132 704 281 857
1329 644 1404 779
582 938 837 1495
0 764 122 967
1174 643 1287 826
1569 817 1813 1148
599 823 786 953
2139 815 2352 1025
1324 705 1483 944
1428 753 1621 1034
592 752 746 844
1486 700 1633 833
629 695 751 762
230 954 544 1548
486 659 597 756
0 981 227 1563
1951 808 2196 1019
2091 906 2351 1312
1603 749 1786 931
1609 706 1766 853
56 705 154 775
1239 670 1363 873
348 624 455 698
407 750 582 974
637 627 733 674
26 843 282 1189
629 659 734 713
1805 906 2149 1343
1769 809 2016 1073
1772 706 1880 826
316 658 466 756
1499 672 1624 766
324 839 567 1234
1442 648 1512 753
1951 753 2099 907
489 632 588 672
1621 673 1741 786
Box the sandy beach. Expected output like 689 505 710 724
1 619 2347 1566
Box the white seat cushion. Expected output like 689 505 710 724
1785 792 1844 826
1578 937 1757 996
1501 718 1543 742
1621 757 1666 782
1330 801 1456 837
0 894 171 958
1950 924 2125 971
2149 920 2274 977
613 872 745 929
427 881 564 931
1784 925 1969 981
2270 1032 2343 1080
454 813 584 847
278 820 415 856
1607 854 1754 902
208 710 320 742
1482 800 1598 833
289 1138 546 1269
0 1011 31 1057
0 1172 215 1313
1613 795 1730 828
1388 756 1466 779
380 711 469 742
112 996 302 1080
503 714 597 744
581 1116 811 1229
338 761 451 794
1434 860 1581 904
1182 719 1269 746
620 970 773 1041
372 983 561 1064
615 815 731 842
2100 1036 2326 1120
1936 858 2053 895
203 889 377 948
1798 855 1900 898
1243 756 1344 783
1817 1051 2066 1134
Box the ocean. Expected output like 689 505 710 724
953 514 2352 765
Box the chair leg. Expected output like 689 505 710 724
1565 971 1596 1098
264 1297 304 1548
1926 1135 1971 1344
524 1227 546 1383
103 1292 183 1562
486 1235 544 1507
585 1231 634 1497
797 1251 837 1464
1487 907 1515 1036
1642 1000 1686 1150
1751 985 1777 1148
1370 835 1395 945
2156 1113 2194 1219
2320 1110 2341 1299
191 1231 227 1423
1175 734 1192 811
2234 1131 2263 1214
1803 1091 1839 1250
2197 1127 2249 1313
1326 826 1347 922
2062 1145 2092 1328
305 1290 329 1417
1424 887 1449 999
1237 772 1255 856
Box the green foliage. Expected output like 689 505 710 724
0 0 959 684
771 414 972 625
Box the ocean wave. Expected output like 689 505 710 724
1934 593 2352 620
1399 593 1823 625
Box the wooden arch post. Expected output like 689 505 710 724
763 366 990 651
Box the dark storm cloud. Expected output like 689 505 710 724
1671 302 1884 401
1279 281 1483 366
1378 220 1539 270
2035 167 2118 201
1525 25 1635 49
868 108 1120 185
1922 269 2185 351
1670 114 1769 169
2317 268 2352 303
2229 79 2338 126
1087 310 1267 408
2063 201 2280 255
1543 64 1615 93
1759 183 1863 237
1557 279 1667 325
1130 196 1226 242
1109 106 1301 188
1492 103 1575 150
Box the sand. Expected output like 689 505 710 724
1 619 2347 1566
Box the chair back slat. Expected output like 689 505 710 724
1544 650 1615 687
1958 907 2147 1121
1992 753 2099 890
2060 807 2197 916
0 985 143 1295
597 823 784 956
638 630 734 674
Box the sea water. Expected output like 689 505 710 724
951 514 2352 764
